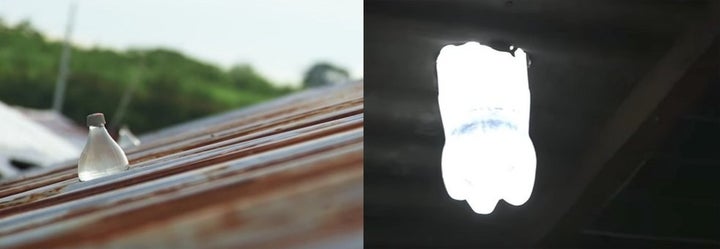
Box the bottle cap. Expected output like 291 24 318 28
87 113 106 127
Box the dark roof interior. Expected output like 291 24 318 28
364 0 720 248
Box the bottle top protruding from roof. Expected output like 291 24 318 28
87 113 106 127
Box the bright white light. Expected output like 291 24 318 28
436 42 536 214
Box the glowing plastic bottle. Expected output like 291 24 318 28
436 42 536 214
78 113 129 181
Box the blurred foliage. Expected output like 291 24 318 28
302 62 350 88
0 19 299 133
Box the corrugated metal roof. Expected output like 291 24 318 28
0 81 364 249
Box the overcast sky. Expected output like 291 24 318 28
0 0 362 86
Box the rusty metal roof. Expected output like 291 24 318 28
0 81 364 249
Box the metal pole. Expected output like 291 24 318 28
51 3 77 113
110 57 144 129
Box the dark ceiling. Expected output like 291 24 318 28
364 0 720 248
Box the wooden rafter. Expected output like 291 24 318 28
535 2 720 245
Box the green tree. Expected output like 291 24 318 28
0 20 297 133
229 64 275 94
302 62 350 88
